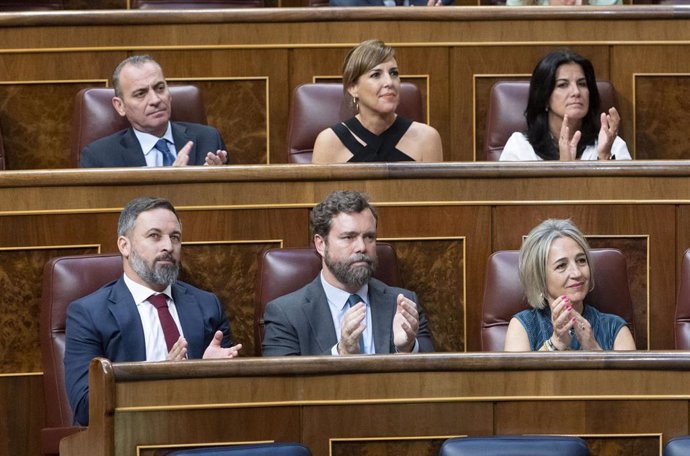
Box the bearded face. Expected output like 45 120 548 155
324 244 378 289
128 244 179 287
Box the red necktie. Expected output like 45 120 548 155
148 293 181 352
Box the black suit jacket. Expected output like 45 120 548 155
64 276 232 426
79 121 227 167
262 276 434 356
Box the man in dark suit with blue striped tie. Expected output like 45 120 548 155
80 55 229 168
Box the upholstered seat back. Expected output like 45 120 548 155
481 248 635 351
40 254 123 455
663 436 690 456
161 442 311 456
255 243 401 354
71 85 207 166
483 80 616 161
439 435 590 456
674 249 690 348
287 82 424 163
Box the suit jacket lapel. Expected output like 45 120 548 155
120 128 148 167
171 283 205 359
301 277 338 354
108 277 146 360
171 122 201 165
370 279 396 354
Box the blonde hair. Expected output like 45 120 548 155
518 219 595 309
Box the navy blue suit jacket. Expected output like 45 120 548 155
64 276 232 426
261 276 434 356
79 121 227 167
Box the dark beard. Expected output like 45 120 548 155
129 248 179 287
324 247 377 289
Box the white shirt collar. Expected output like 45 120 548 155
133 122 174 159
123 272 173 306
319 271 368 311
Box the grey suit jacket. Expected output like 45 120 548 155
64 275 232 426
79 121 228 167
262 276 433 356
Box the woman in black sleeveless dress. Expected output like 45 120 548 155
312 40 443 164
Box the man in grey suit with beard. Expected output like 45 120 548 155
80 55 230 168
262 190 433 356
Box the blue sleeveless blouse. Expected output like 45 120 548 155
514 304 626 351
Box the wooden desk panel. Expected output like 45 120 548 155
60 353 690 456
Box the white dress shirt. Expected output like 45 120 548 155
320 272 374 355
133 122 178 167
123 273 184 361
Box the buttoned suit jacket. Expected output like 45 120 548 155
64 275 232 426
79 121 227 167
261 276 434 356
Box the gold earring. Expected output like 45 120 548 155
353 96 359 113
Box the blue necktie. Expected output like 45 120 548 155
346 294 366 354
154 138 175 166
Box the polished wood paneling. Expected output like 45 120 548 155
59 354 690 456
0 83 98 169
175 79 269 165
388 239 465 352
0 246 99 373
636 75 690 160
0 375 43 456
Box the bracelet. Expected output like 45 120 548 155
544 338 557 351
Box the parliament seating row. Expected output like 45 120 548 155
39 245 690 454
47 79 607 168
70 82 422 167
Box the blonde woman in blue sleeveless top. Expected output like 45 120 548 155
504 219 636 351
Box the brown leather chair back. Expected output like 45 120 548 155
480 248 635 351
674 249 690 348
483 80 617 161
286 82 424 164
133 0 265 7
255 243 402 355
40 254 123 455
0 0 62 10
71 85 207 167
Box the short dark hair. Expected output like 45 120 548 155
310 190 378 239
112 55 161 98
117 196 179 237
525 49 601 160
